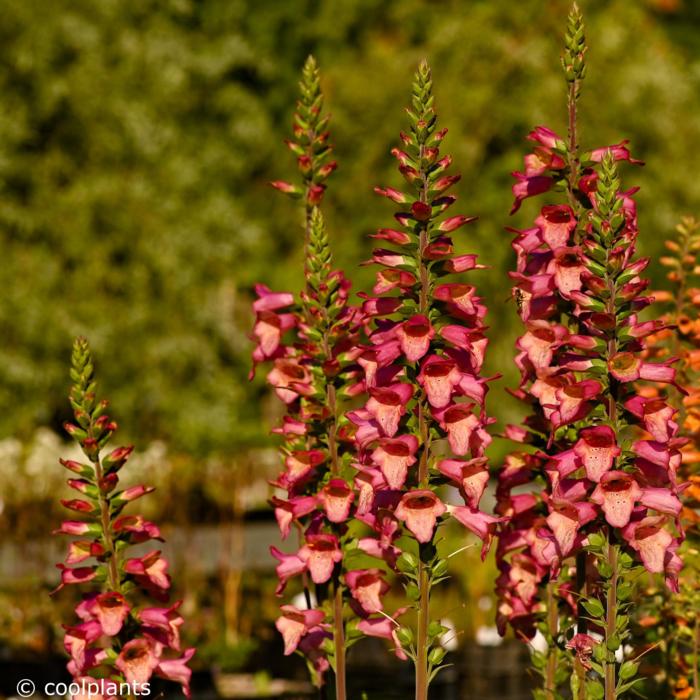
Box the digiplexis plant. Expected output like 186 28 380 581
348 60 497 699
55 337 194 698
251 56 364 698
497 5 684 700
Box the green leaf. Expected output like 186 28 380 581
581 599 605 619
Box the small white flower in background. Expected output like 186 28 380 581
476 625 503 647
528 629 548 654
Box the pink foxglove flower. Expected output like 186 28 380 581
275 605 326 656
496 6 683 697
253 57 363 694
349 61 496 696
345 569 390 614
55 338 194 697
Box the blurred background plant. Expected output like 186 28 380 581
1 0 700 696
631 216 700 699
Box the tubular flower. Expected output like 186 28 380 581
252 57 363 693
496 6 683 698
348 61 496 695
55 338 193 697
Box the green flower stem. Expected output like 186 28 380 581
416 563 430 700
545 583 558 700
604 536 619 699
95 456 120 593
414 62 435 700
325 355 346 700
333 580 347 700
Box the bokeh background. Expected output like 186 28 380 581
1 0 699 697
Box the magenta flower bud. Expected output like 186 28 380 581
101 445 134 470
372 228 412 245
66 540 104 565
588 140 643 165
439 214 476 232
60 499 94 514
375 186 408 204
270 180 301 196
445 253 483 273
433 174 461 193
252 284 295 312
59 458 92 476
55 520 99 536
116 484 156 503
527 125 565 150
307 184 325 205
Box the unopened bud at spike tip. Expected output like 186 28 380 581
562 2 587 87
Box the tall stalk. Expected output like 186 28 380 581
496 7 682 700
259 57 359 693
357 59 496 697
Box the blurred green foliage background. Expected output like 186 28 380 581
1 0 700 462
